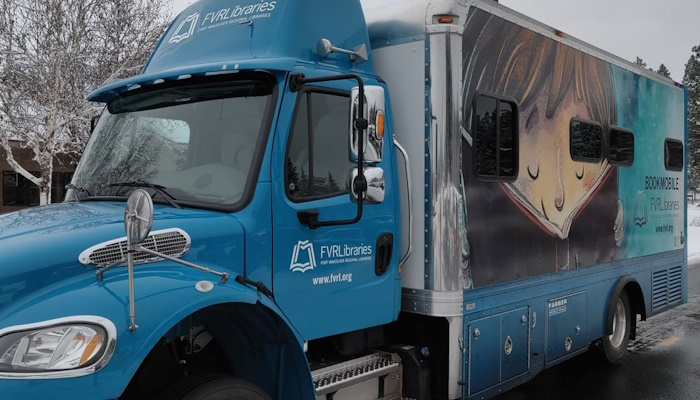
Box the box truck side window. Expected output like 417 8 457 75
608 127 634 166
473 93 518 180
286 90 353 201
664 138 684 171
569 118 603 162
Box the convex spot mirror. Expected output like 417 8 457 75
350 86 385 163
350 167 385 204
124 189 154 244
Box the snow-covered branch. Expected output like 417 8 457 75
0 0 171 205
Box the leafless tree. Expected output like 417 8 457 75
0 0 171 204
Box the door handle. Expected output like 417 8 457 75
375 233 394 276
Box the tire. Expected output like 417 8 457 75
160 374 272 400
600 291 632 364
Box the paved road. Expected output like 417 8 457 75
496 265 700 400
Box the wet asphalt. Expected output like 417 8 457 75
496 265 700 400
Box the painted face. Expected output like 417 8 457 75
504 88 610 239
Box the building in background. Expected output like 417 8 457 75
0 141 74 214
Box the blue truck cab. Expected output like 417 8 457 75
0 0 688 399
0 1 400 398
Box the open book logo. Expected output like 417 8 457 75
633 190 648 227
169 13 199 44
290 240 317 273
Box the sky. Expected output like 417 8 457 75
172 0 197 16
170 0 700 82
499 0 700 82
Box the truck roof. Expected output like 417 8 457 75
361 0 682 90
89 0 375 103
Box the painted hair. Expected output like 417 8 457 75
462 9 617 136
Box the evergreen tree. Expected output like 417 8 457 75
327 171 340 192
684 46 700 189
287 158 301 194
300 167 309 197
312 176 328 194
634 57 661 74
657 64 672 78
634 57 648 68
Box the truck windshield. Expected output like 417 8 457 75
67 77 274 208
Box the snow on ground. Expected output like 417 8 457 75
687 205 700 266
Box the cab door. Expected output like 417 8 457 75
271 77 398 341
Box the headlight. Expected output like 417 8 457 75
0 316 116 377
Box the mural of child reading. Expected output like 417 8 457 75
461 9 622 287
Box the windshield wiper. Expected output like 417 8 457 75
108 180 182 209
65 184 91 201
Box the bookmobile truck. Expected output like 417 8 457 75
0 0 688 399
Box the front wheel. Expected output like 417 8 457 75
161 375 272 400
600 291 632 364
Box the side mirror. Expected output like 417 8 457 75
350 86 385 164
316 38 368 64
123 188 154 332
124 189 154 244
350 167 385 204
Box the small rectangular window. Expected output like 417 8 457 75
473 93 518 180
609 127 634 166
570 118 602 162
665 139 684 171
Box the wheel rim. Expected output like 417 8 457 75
608 298 627 348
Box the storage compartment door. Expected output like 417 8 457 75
501 307 529 381
468 315 500 395
546 292 588 362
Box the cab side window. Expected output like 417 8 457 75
286 90 353 201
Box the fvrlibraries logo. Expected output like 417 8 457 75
169 13 199 44
290 240 316 273
634 190 648 227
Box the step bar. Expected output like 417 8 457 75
312 351 402 398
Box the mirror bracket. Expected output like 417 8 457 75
351 167 386 204
290 73 306 92
353 175 368 193
354 117 368 131
297 209 320 230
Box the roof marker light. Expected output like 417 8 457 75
433 14 458 24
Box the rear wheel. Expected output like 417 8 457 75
161 375 272 400
600 291 632 364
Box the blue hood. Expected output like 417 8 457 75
0 202 245 312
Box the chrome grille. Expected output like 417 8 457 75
79 229 190 266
